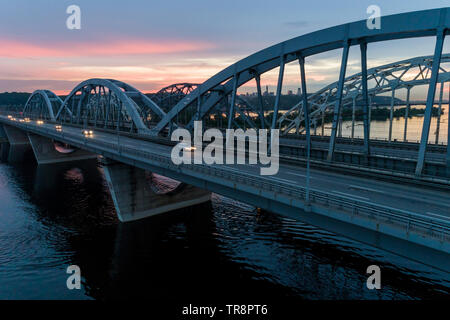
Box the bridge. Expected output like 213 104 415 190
0 8 449 271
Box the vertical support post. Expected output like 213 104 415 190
255 74 265 129
338 108 343 138
416 29 445 176
227 74 238 129
360 42 370 157
351 96 356 139
446 82 450 175
435 82 444 144
327 42 350 161
196 90 201 121
368 95 372 133
321 112 325 136
94 87 100 127
389 88 395 142
404 86 411 142
271 55 286 130
299 56 311 203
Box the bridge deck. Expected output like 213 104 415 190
3 116 447 219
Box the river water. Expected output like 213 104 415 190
0 116 449 300
319 105 449 144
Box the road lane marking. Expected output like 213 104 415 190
349 184 450 208
426 212 450 220
287 172 307 178
331 190 370 201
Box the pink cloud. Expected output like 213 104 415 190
0 38 214 58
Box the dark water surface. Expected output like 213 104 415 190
0 157 449 300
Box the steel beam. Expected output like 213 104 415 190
360 42 370 157
351 96 356 139
389 88 395 142
404 86 411 142
327 43 349 161
227 74 238 129
415 30 445 176
271 55 285 130
299 56 311 203
447 83 450 174
255 74 265 129
435 81 444 144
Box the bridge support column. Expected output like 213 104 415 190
351 97 356 139
360 42 370 159
0 125 8 161
416 29 445 176
447 83 450 177
327 42 349 161
435 81 444 144
388 88 395 142
2 125 31 163
103 160 211 223
27 133 97 165
404 86 411 142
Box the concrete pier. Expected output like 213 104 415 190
28 133 97 165
2 125 32 163
103 160 211 222
0 126 8 162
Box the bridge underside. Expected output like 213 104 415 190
2 125 32 163
28 133 97 165
102 159 211 222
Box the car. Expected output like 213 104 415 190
178 142 196 152
82 129 94 137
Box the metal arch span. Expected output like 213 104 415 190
149 7 450 176
151 83 199 112
278 54 450 136
151 7 450 135
23 90 63 121
55 79 165 134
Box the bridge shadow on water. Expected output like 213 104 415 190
1 155 449 300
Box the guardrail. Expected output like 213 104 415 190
1 115 449 243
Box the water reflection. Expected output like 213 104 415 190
0 158 449 300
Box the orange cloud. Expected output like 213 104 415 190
0 38 214 58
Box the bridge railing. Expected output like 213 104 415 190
1 115 450 243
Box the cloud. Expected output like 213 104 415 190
0 38 214 58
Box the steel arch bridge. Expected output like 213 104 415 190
19 7 450 176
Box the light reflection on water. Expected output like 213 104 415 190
317 105 449 144
0 155 449 300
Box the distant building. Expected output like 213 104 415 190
287 90 293 95
297 88 301 96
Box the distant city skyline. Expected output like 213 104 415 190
0 1 449 99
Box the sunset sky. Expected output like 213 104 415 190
0 0 449 96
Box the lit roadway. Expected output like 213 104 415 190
4 115 448 219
